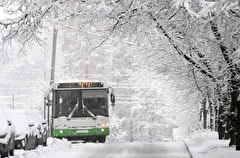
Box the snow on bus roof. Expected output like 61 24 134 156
44 80 106 96
55 80 104 83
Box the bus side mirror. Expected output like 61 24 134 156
110 93 115 106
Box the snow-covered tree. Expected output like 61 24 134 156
170 0 240 150
2 0 239 146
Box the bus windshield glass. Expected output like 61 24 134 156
54 89 108 118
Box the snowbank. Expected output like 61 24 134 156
14 137 72 158
184 130 240 158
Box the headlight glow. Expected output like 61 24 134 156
102 123 109 127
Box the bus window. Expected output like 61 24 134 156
82 90 108 117
55 91 80 118
54 90 109 118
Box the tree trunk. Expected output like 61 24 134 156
209 99 214 131
228 81 239 149
215 104 218 132
236 101 240 150
218 104 226 139
214 85 221 132
203 98 207 129
210 20 240 150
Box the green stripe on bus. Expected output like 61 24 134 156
54 127 109 137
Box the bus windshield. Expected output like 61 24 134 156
54 89 109 118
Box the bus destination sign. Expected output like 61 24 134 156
57 82 104 88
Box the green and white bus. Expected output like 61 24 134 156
44 81 115 143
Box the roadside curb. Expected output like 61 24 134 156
182 140 193 158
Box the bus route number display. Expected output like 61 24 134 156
57 82 104 88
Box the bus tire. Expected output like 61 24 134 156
98 136 106 143
91 139 97 143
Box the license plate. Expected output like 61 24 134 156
76 130 89 134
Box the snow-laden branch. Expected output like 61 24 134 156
172 0 239 18
0 0 58 54
150 13 216 81
172 0 200 18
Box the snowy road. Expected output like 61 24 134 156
11 138 192 158
52 141 192 158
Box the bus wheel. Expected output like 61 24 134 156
83 139 88 143
98 136 106 143
91 139 97 143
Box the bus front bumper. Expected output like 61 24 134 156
53 127 109 137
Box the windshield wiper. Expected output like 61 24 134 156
82 99 96 119
67 98 79 120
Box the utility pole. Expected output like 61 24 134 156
50 7 58 86
12 93 14 109
44 38 47 87
48 7 58 136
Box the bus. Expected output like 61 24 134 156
43 81 115 143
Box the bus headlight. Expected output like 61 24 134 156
102 123 109 127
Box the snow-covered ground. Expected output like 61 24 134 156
11 138 191 158
8 130 240 158
184 130 240 158
9 138 71 158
